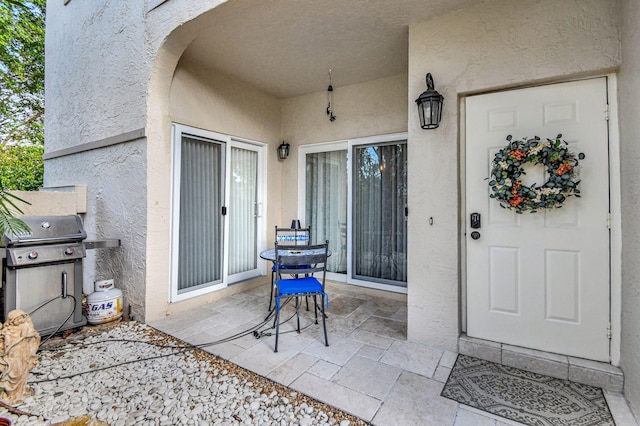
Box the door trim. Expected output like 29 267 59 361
460 74 621 365
607 74 622 366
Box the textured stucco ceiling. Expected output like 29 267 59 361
181 0 484 99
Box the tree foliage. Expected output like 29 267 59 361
0 0 45 145
0 144 43 191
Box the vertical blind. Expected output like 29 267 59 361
305 150 348 273
353 143 407 284
178 136 222 291
228 146 258 275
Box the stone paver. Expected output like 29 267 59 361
150 280 635 426
332 355 402 400
604 391 639 426
371 371 458 426
379 340 443 378
348 328 395 349
291 372 382 421
307 359 341 380
267 352 318 386
301 335 363 366
356 344 385 361
454 407 498 425
356 315 407 339
230 334 313 376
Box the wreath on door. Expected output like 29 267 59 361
488 134 585 213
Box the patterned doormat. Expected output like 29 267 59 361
441 354 615 426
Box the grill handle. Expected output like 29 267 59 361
7 234 86 246
62 272 68 298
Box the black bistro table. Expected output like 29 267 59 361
259 247 332 262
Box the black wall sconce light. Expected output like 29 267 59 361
278 141 290 160
415 73 444 129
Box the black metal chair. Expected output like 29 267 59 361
268 225 311 311
273 240 329 352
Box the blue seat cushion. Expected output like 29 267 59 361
279 277 322 294
275 277 328 310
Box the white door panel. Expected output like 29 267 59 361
466 78 610 361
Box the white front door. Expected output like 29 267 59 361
465 78 610 361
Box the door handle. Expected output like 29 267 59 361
471 231 481 240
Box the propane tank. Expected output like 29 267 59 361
86 279 123 325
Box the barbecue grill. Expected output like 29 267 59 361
1 215 89 335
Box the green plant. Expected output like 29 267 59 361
0 144 37 235
0 144 43 191
0 189 29 235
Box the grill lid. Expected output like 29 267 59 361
2 215 87 247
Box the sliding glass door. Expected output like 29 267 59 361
175 133 224 293
301 134 407 291
305 150 348 273
227 144 260 283
171 124 265 301
353 143 407 284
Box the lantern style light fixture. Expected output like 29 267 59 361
415 73 444 129
278 141 290 160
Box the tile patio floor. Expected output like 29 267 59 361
149 281 637 426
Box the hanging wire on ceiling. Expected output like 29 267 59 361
326 69 336 122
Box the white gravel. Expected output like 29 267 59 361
0 321 364 426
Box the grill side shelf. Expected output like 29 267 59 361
84 239 121 250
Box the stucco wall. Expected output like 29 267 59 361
407 0 621 351
44 1 148 149
44 0 230 149
43 140 147 319
170 60 281 142
280 74 408 222
45 0 225 148
44 1 231 322
44 0 156 320
618 0 640 418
